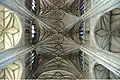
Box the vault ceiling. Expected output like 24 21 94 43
28 0 82 79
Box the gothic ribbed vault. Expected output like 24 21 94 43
25 0 82 79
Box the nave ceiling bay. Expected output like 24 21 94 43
27 0 82 79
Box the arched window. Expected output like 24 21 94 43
25 0 40 15
31 23 37 44
80 0 84 15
